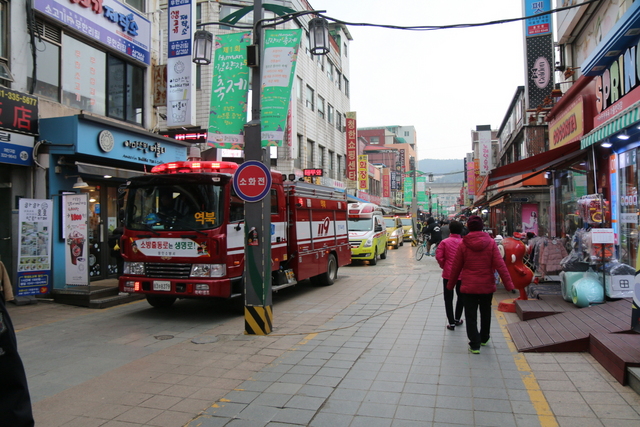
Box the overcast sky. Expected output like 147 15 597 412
312 0 527 160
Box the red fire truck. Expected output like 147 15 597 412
118 160 351 308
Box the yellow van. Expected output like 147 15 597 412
383 216 404 249
348 203 388 265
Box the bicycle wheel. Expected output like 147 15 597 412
416 244 425 261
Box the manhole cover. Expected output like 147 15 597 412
192 336 219 344
154 335 174 340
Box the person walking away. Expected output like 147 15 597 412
448 215 515 354
0 296 35 426
424 217 442 256
435 220 464 330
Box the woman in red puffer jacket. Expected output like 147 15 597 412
448 215 514 354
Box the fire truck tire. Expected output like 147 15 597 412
380 245 388 260
370 249 378 265
315 254 338 286
146 295 177 308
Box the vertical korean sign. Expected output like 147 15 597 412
467 159 476 197
358 155 369 190
63 194 89 286
346 112 357 181
478 128 491 176
524 0 553 110
17 199 52 296
167 0 196 127
207 32 251 149
261 29 302 146
0 87 38 166
404 177 413 206
382 168 390 198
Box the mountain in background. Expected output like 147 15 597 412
418 159 465 183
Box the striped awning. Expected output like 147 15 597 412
581 102 640 149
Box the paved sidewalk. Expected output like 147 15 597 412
9 246 640 426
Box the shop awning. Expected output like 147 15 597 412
489 196 505 207
488 141 582 186
76 161 146 179
580 101 640 149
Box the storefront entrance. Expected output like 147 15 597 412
76 180 121 281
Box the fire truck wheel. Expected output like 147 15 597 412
315 254 338 286
380 245 388 260
370 249 378 265
146 295 177 308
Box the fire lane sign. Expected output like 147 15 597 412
233 160 272 202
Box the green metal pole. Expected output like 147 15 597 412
243 0 273 335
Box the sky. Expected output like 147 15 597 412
312 0 527 160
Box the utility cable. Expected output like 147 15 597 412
266 291 444 337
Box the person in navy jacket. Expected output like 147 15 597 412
448 215 515 353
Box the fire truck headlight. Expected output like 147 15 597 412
123 262 145 275
363 237 373 248
191 264 226 277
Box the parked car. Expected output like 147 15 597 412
384 216 404 249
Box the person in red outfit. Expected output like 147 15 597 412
447 215 515 354
435 220 464 330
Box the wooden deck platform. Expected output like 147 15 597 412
506 298 633 353
515 295 579 321
589 332 640 385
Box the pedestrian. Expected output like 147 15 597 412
447 215 515 354
440 220 450 240
423 217 442 256
0 296 35 426
435 220 464 330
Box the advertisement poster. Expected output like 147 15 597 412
167 0 196 127
63 193 89 286
207 32 252 149
522 203 539 235
260 29 302 147
17 199 52 296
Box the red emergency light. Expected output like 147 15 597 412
151 161 239 174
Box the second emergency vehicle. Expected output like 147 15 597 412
347 203 388 265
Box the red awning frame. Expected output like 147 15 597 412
488 141 584 186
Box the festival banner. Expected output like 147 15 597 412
63 193 89 286
261 29 303 147
17 199 52 296
346 112 358 181
207 32 252 149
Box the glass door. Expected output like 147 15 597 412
78 183 104 280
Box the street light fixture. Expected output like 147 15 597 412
192 3 330 335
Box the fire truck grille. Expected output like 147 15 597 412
145 263 192 279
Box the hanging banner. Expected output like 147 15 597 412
404 177 413 206
260 29 303 147
524 0 554 110
478 127 492 176
346 112 358 182
358 155 368 190
17 199 52 296
167 0 196 127
63 193 89 286
382 168 390 198
207 32 252 149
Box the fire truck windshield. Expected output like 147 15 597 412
125 183 224 231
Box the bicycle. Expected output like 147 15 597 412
415 236 428 260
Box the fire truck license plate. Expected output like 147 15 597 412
153 281 171 291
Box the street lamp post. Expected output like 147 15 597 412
193 2 329 335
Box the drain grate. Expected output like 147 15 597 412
154 335 174 340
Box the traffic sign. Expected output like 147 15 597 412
233 161 272 202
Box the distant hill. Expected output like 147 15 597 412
418 159 465 183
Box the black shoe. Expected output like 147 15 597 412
446 324 455 330
455 319 464 326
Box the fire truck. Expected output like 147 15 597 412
118 160 351 308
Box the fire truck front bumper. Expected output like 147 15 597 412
119 276 235 298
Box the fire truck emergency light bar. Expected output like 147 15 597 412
151 161 240 174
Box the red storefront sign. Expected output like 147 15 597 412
382 168 390 198
346 112 357 181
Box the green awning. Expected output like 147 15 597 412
581 102 640 149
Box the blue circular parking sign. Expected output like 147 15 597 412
233 161 272 202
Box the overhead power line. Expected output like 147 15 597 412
320 0 600 31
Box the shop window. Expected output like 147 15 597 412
618 149 638 268
59 34 144 125
27 20 62 100
107 55 144 124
